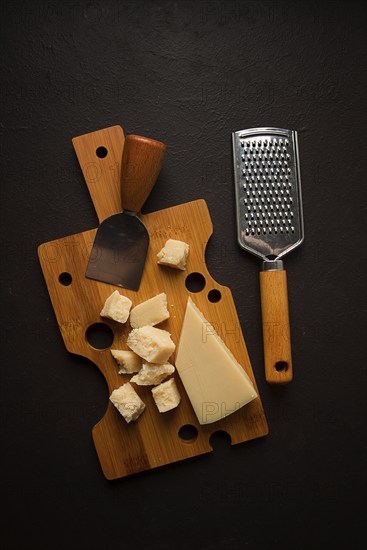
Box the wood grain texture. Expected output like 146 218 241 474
120 135 166 212
38 126 268 480
72 126 125 223
260 270 293 384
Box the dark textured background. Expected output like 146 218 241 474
1 1 366 549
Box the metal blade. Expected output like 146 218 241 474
86 212 149 291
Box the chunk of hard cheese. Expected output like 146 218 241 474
130 293 170 328
151 378 181 412
175 297 257 425
100 290 132 324
109 383 146 423
110 350 142 374
130 362 175 385
157 239 189 270
127 326 176 364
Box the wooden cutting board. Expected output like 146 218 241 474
38 126 268 480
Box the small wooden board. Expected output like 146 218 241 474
38 126 268 480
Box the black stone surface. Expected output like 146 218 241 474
1 2 365 549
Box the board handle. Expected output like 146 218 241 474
121 135 166 213
259 266 293 384
72 126 125 223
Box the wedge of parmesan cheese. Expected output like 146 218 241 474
129 293 170 328
157 239 189 270
127 326 176 364
110 350 142 374
100 290 132 324
130 362 175 386
151 378 181 412
109 383 146 423
175 297 257 425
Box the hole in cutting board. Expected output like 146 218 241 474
208 289 221 303
209 430 232 451
185 272 206 293
86 323 114 350
96 146 108 158
178 424 198 443
58 272 72 286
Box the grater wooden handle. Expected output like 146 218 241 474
259 270 293 384
121 135 166 213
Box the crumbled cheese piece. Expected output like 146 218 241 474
157 239 189 270
127 326 176 364
151 378 181 413
111 350 142 374
130 362 175 386
130 293 170 328
109 383 146 423
100 290 132 324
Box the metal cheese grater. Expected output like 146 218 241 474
232 127 304 384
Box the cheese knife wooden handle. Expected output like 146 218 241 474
121 135 166 213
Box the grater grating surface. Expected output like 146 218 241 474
232 127 303 261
